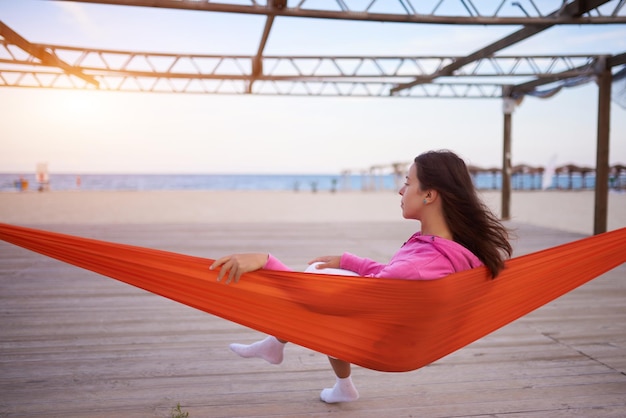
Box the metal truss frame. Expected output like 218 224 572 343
0 37 607 97
1 0 625 97
50 0 626 25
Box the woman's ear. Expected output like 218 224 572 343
426 189 438 203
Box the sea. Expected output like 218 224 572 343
0 171 615 193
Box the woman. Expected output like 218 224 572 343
210 149 512 403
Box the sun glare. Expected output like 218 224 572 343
49 90 105 121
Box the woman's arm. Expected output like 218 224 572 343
339 252 386 276
210 253 269 284
210 253 293 284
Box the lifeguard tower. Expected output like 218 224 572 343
36 162 49 192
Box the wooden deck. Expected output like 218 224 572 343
1 222 625 417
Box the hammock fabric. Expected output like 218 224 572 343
0 223 624 373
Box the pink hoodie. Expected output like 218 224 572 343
264 232 483 280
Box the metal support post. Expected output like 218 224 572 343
594 57 611 235
501 88 515 220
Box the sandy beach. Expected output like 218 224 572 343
0 189 624 235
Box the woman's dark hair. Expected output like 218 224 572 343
414 150 512 277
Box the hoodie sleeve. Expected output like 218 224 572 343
342 250 455 279
340 236 482 280
340 252 387 276
263 254 292 271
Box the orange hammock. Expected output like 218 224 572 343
0 222 624 373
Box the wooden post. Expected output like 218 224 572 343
594 57 611 235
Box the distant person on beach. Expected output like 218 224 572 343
14 176 28 192
210 150 512 403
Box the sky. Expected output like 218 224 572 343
1 0 625 174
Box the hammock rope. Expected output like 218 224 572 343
0 223 624 372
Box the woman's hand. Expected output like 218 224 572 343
307 255 341 270
210 253 269 284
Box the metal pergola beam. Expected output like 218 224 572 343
0 44 601 79
609 51 626 66
0 38 620 99
511 63 596 96
0 21 99 87
249 0 287 93
52 0 626 25
391 0 612 94
0 30 607 96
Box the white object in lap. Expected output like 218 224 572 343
305 262 359 276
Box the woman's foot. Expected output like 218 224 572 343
320 376 359 403
229 336 285 365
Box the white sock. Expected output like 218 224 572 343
320 376 359 403
229 336 285 365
